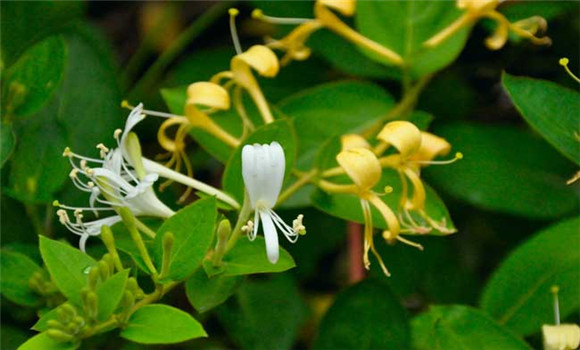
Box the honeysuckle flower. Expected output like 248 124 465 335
56 104 175 251
424 0 551 50
241 142 304 264
252 0 403 67
376 121 461 234
542 286 580 350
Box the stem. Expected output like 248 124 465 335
118 207 158 276
277 169 318 205
142 158 240 210
129 1 235 98
135 218 157 239
226 193 252 252
347 222 365 284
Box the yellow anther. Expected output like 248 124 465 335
52 200 61 207
384 186 393 194
559 58 569 66
69 169 79 178
87 181 95 188
551 285 560 294
121 100 132 109
114 129 123 139
62 147 72 157
559 57 580 83
456 152 463 160
228 8 239 17
252 9 263 19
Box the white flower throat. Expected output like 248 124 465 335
241 142 304 263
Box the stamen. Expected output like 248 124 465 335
229 8 243 55
412 152 463 165
69 169 79 179
141 109 183 119
559 57 580 84
396 235 424 251
121 100 133 110
551 285 561 325
63 147 72 157
96 143 109 158
252 9 312 25
114 129 123 140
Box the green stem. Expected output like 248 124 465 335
277 169 318 205
226 193 252 252
118 208 158 276
129 1 235 98
135 218 156 239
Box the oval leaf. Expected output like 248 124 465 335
153 197 217 282
120 304 207 344
96 269 129 321
17 332 78 350
0 249 42 306
185 268 243 313
313 279 410 349
412 305 531 350
480 217 580 336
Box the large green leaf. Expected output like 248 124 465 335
217 275 308 350
312 136 455 234
39 236 97 306
222 119 296 203
17 332 78 350
185 268 243 313
120 304 207 344
153 197 217 282
278 81 394 170
426 123 578 219
480 217 580 336
203 236 295 277
96 269 129 321
0 249 42 306
412 305 531 350
0 1 84 66
355 1 469 77
313 279 410 349
2 36 67 118
503 73 580 165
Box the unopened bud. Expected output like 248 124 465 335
58 303 77 323
83 290 98 320
98 260 110 280
47 320 65 331
47 329 74 342
88 266 100 290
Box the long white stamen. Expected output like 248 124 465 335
229 8 243 55
141 109 183 119
252 9 311 25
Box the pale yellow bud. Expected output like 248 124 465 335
542 324 580 350
377 121 422 158
232 45 279 78
336 148 381 192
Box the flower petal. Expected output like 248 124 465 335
336 147 381 191
377 121 422 158
259 210 279 264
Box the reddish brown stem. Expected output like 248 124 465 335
347 222 365 284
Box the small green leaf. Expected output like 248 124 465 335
96 269 129 321
313 279 410 349
1 123 15 168
278 81 394 170
412 305 531 350
217 275 308 350
0 249 42 306
480 217 580 336
503 73 580 165
2 36 67 117
355 1 469 77
426 122 578 219
32 307 60 332
153 197 217 282
204 236 295 277
17 332 78 350
120 304 207 344
39 236 97 306
222 119 296 203
185 268 243 313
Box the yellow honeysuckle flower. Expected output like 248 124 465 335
341 134 371 151
424 0 551 51
336 148 381 192
376 121 422 158
253 0 403 67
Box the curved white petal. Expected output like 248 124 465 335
259 210 279 264
264 142 285 207
121 103 145 145
242 144 261 208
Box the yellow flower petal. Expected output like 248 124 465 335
410 132 451 162
232 45 280 78
403 167 426 210
336 148 381 191
318 0 356 17
341 134 371 151
377 121 422 158
542 324 580 350
457 0 499 13
484 13 510 50
187 82 230 110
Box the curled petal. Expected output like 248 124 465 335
336 147 381 191
318 0 356 17
377 121 422 158
484 13 509 50
410 132 451 162
187 82 230 110
341 134 371 151
402 168 426 211
232 45 280 78
259 210 280 263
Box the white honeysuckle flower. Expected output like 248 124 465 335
241 141 305 263
56 103 175 251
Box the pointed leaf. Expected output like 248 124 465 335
96 269 129 321
17 332 78 350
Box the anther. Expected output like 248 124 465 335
62 147 72 157
114 129 123 139
229 8 243 55
69 169 79 179
121 100 133 109
96 143 109 158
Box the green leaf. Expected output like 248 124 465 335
313 279 410 349
312 137 455 234
355 1 469 77
2 36 67 117
503 73 580 165
120 304 207 344
0 249 42 306
32 307 61 332
426 122 578 219
39 236 97 306
204 236 295 277
0 1 84 66
480 217 580 336
222 119 296 203
1 123 15 168
96 269 129 321
2 325 29 350
185 268 243 313
17 332 78 350
217 275 308 350
412 305 531 350
278 81 394 170
153 197 217 282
